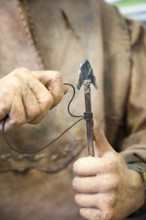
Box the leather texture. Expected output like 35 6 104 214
0 0 146 219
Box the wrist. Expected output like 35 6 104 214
127 162 146 217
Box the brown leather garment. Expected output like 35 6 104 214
0 0 130 172
0 0 146 219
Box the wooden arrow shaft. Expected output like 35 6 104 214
84 92 94 156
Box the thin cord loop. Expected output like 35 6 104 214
64 83 84 118
2 83 84 154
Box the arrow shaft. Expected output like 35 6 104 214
77 59 97 157
84 92 94 156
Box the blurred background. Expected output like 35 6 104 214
105 0 146 25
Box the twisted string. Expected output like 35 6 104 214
2 83 84 154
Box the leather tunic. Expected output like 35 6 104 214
0 1 146 219
0 0 146 172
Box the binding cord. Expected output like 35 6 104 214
2 83 85 154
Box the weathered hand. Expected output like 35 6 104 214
73 123 145 220
0 67 66 130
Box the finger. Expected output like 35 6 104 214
73 175 115 193
46 71 64 107
79 208 101 220
75 193 99 208
75 192 116 211
73 157 108 176
21 88 41 123
33 71 65 107
2 96 26 130
63 84 68 94
93 119 115 157
28 77 54 112
0 97 10 122
73 176 98 193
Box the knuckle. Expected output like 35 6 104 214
25 103 43 122
54 71 62 80
50 71 62 84
103 210 113 220
0 102 7 114
40 96 54 112
109 176 119 191
13 67 29 78
106 194 116 208
52 91 64 107
101 205 115 220
57 91 63 102
102 174 119 192
8 68 29 89
44 95 54 109
111 174 119 185
26 108 41 122
12 67 32 83
14 67 28 73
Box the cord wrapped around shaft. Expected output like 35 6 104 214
84 112 93 121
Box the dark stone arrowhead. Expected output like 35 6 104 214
77 59 97 90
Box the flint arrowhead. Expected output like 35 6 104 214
77 59 97 90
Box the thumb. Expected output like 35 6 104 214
93 119 115 157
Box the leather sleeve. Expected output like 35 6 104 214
120 19 146 163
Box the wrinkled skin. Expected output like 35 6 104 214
0 67 66 130
0 68 145 220
73 125 145 220
0 68 82 220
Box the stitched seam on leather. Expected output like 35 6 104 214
14 0 45 69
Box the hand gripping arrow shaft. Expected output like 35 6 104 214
77 59 97 156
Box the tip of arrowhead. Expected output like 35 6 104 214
80 58 90 67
